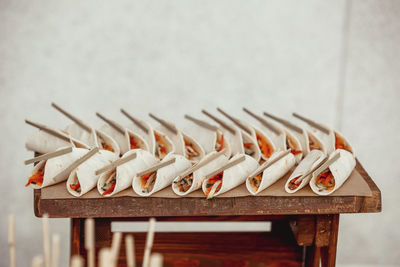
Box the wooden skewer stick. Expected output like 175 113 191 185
312 152 341 178
205 155 246 180
149 253 163 267
201 110 236 135
25 120 71 143
99 248 114 267
216 107 252 135
125 235 136 267
263 112 304 134
70 256 84 267
136 158 176 177
292 112 330 135
85 219 95 267
242 107 280 135
120 108 149 134
294 157 329 185
31 255 44 267
148 113 178 135
51 147 99 183
184 114 218 132
24 147 73 165
206 180 221 200
51 102 91 133
96 113 125 135
247 150 292 180
111 232 122 265
95 152 137 175
51 234 60 267
142 218 156 267
42 214 50 267
8 214 15 267
175 149 226 182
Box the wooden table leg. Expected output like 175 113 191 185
320 214 339 267
70 218 85 257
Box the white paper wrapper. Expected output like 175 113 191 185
66 150 118 197
132 154 192 196
97 149 158 197
25 130 89 154
202 154 259 197
309 149 356 195
246 152 296 195
27 147 88 189
127 120 156 156
172 152 229 196
284 150 326 193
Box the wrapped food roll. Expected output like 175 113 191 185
182 132 205 164
100 124 149 155
310 127 354 156
127 119 156 156
98 150 158 197
285 150 326 193
172 151 229 196
133 154 192 196
25 147 88 189
310 149 356 195
65 123 120 155
153 129 175 160
67 150 118 197
156 124 185 155
222 125 244 156
215 129 232 157
252 126 276 161
202 154 259 197
246 151 296 195
26 130 89 154
242 130 261 162
284 130 304 163
332 131 355 156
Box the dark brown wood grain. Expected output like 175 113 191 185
289 215 315 246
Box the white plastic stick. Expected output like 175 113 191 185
8 215 15 267
111 232 122 265
42 214 51 267
99 248 114 267
125 235 136 267
149 253 163 267
142 218 156 267
70 256 84 267
31 255 44 267
84 219 95 267
51 234 60 267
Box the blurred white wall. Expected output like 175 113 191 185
0 0 398 266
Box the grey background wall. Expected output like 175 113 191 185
1 0 399 266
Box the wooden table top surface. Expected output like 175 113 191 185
33 160 381 218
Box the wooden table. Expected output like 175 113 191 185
33 160 381 267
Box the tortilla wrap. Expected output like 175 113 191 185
132 154 192 196
26 130 89 154
172 151 229 196
242 130 261 162
255 120 287 152
127 120 156 157
153 129 175 160
332 131 355 157
182 132 205 164
306 130 327 155
66 150 118 197
26 147 88 189
97 149 158 197
183 124 217 155
309 149 356 196
94 129 120 155
100 124 149 155
284 150 326 193
284 130 304 163
252 126 276 161
246 151 296 195
222 125 244 156
156 125 185 155
202 154 259 197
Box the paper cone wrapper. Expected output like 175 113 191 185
284 150 326 193
27 147 89 189
202 154 259 197
309 149 356 195
66 150 118 197
98 149 158 197
246 152 296 195
133 154 192 196
172 151 229 196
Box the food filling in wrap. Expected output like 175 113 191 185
308 135 322 151
184 138 201 162
249 173 262 191
98 135 114 152
129 136 140 150
256 133 274 158
141 171 157 193
174 173 194 193
288 175 302 190
204 171 223 196
315 169 335 192
243 142 256 156
100 171 117 196
26 163 46 187
69 178 81 194
335 133 352 153
286 135 302 156
215 130 224 152
154 132 168 159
